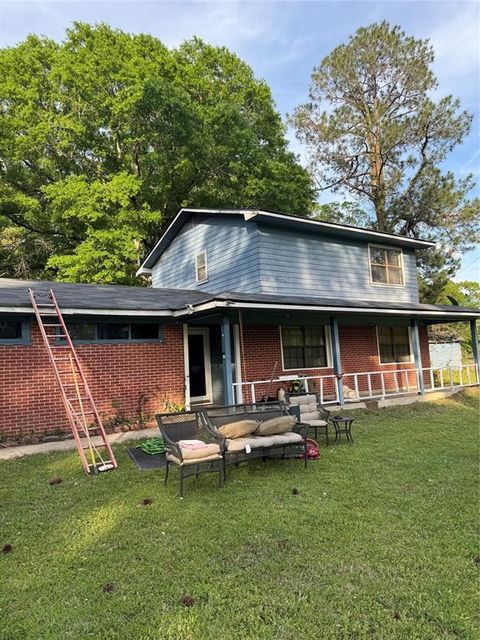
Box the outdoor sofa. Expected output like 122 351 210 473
156 401 308 496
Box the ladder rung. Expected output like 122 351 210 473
42 323 63 326
67 396 90 401
36 303 55 307
82 444 109 450
46 334 66 338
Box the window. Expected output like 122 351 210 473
0 320 22 340
281 326 329 370
0 319 29 345
64 322 163 343
195 251 208 283
369 245 404 285
377 326 412 364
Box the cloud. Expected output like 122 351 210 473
428 2 479 89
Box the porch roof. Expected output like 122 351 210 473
175 291 480 323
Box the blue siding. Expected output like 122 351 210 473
257 225 419 302
151 216 420 303
151 215 262 293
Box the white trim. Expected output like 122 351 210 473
233 324 243 403
279 324 333 371
178 209 436 247
195 250 208 284
0 306 173 317
183 324 190 410
187 327 213 403
172 300 480 318
375 325 414 365
368 244 405 288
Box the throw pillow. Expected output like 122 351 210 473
218 419 259 439
256 415 296 436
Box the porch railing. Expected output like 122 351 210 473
232 364 479 406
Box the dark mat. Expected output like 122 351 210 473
127 446 167 471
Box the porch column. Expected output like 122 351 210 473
330 317 344 406
221 315 234 405
470 319 479 381
410 318 425 395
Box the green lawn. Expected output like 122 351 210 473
1 390 479 640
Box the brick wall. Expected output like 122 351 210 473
237 323 430 402
0 320 432 438
0 324 185 439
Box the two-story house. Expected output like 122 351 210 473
0 208 479 438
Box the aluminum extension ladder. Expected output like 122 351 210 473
29 288 117 474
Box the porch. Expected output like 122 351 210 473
180 294 480 409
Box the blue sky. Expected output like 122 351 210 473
1 0 479 281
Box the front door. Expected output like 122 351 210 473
187 328 212 403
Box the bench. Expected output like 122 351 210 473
203 401 308 468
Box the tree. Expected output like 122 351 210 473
291 22 480 297
0 23 314 284
427 280 480 355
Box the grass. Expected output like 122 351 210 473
1 390 479 640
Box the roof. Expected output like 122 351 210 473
0 278 210 316
173 290 480 320
138 208 437 273
1 278 478 321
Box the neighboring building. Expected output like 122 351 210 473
1 208 479 438
429 340 463 370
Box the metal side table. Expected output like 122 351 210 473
330 415 354 443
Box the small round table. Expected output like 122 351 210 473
330 415 354 443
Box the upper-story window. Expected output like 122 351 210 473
195 251 208 283
281 325 330 370
369 245 404 286
0 319 30 345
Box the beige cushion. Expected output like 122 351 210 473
167 442 220 463
218 419 259 439
166 452 222 466
300 410 320 421
226 435 276 452
256 415 296 436
305 419 327 427
289 394 316 407
270 432 303 446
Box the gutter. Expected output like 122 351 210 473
172 300 480 319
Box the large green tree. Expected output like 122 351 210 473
0 23 314 283
292 22 480 297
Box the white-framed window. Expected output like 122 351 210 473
195 250 208 283
369 244 405 286
376 325 412 364
280 325 331 370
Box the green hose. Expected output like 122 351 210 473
137 437 165 455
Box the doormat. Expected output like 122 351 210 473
127 447 167 471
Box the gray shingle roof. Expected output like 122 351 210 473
0 278 211 313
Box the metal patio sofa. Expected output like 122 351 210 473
156 402 308 496
203 401 308 468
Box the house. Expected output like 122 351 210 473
0 208 479 439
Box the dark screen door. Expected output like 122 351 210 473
188 333 207 399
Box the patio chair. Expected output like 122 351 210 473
287 394 330 445
155 411 225 497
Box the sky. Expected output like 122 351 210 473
1 0 479 281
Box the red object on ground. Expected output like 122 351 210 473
305 438 320 460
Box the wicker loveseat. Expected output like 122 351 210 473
203 401 308 468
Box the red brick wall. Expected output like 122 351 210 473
0 320 431 438
0 324 185 439
237 323 430 402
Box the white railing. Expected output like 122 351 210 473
232 364 479 406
